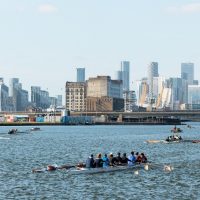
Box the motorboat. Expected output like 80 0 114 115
8 128 18 134
165 134 182 142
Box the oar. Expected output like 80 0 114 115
32 167 47 173
145 162 175 172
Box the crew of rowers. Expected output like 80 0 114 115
32 151 147 172
85 151 147 168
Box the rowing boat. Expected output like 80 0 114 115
66 164 146 175
192 140 200 143
146 140 175 144
146 139 200 144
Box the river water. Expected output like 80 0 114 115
0 124 200 200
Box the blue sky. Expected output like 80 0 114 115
0 0 200 97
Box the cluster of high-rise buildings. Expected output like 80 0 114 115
139 62 199 111
0 61 199 113
66 61 200 112
0 78 62 112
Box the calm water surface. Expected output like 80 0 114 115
0 124 200 200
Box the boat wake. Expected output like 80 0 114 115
0 136 10 140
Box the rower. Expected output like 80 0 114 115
102 154 109 168
135 152 142 163
109 153 117 166
128 151 136 166
141 153 147 163
121 153 129 164
86 154 95 168
94 153 103 168
115 152 122 165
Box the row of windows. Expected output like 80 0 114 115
66 99 85 102
66 103 85 106
66 89 85 92
66 104 85 107
66 95 85 98
66 93 84 96
66 106 85 108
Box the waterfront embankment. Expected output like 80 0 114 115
0 120 181 126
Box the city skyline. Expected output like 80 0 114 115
1 1 200 96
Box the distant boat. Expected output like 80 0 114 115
30 127 40 131
165 134 182 142
8 128 18 134
171 128 182 133
192 140 200 143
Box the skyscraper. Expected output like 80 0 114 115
115 70 122 81
9 78 28 111
0 78 13 111
31 86 50 109
76 68 85 82
121 61 130 91
167 78 188 110
31 86 41 107
9 78 19 97
181 63 194 85
148 62 159 98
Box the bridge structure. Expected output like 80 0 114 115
71 110 200 122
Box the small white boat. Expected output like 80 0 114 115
66 164 145 175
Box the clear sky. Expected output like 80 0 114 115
0 0 200 97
